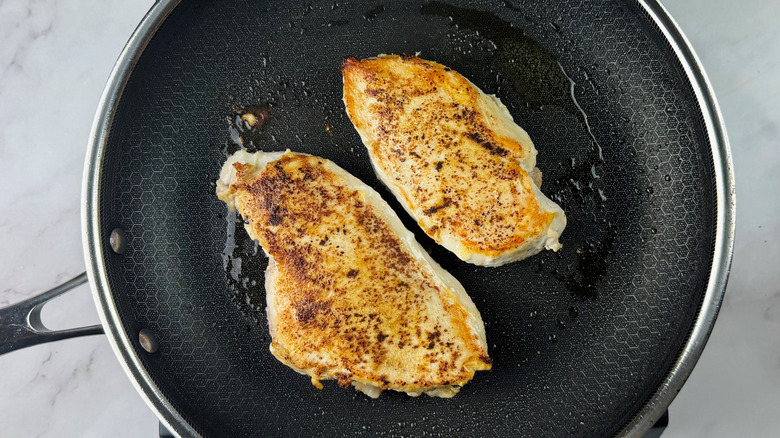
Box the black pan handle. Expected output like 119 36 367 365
0 272 104 355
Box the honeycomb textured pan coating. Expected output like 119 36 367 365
98 0 716 436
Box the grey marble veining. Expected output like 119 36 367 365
0 0 777 436
0 1 158 437
658 1 780 436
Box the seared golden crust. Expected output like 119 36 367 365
224 152 490 395
342 55 564 263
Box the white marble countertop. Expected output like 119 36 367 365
0 0 777 437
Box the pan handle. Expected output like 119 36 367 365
0 273 103 355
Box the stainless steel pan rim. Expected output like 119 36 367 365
81 1 735 437
615 0 735 436
82 1 193 437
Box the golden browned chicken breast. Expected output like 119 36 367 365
217 150 491 398
342 55 566 267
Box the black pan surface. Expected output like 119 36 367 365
98 0 716 436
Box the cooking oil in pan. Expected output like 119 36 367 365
221 108 271 323
421 2 588 113
218 2 617 325
222 208 268 324
420 1 606 209
422 1 614 298
363 4 385 21
226 104 270 154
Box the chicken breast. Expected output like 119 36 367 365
217 150 491 398
342 55 566 267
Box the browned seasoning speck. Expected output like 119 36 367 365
423 197 452 215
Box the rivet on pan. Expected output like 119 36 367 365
138 329 159 353
110 228 127 254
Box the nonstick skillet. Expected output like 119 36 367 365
0 0 735 437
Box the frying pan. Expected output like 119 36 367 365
0 0 734 436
